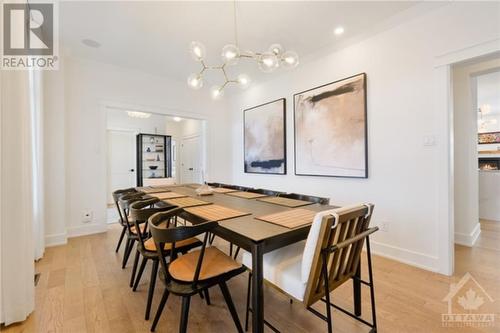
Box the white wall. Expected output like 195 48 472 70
453 58 500 246
43 56 232 246
228 2 500 273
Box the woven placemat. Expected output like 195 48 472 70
255 208 317 229
226 191 267 199
164 196 212 208
151 192 187 200
212 187 238 193
185 204 250 221
257 196 313 208
136 187 171 194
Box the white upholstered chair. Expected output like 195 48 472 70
241 204 378 333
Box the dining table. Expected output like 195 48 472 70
149 184 363 333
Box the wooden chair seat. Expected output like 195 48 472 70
169 247 242 282
130 223 147 235
143 237 200 252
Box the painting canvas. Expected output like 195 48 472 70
244 99 286 174
294 73 367 178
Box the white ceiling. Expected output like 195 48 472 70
60 1 426 85
477 70 500 116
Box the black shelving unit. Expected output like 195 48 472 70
136 133 172 186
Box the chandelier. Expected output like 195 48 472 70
187 1 299 99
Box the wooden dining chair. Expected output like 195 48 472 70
118 192 149 269
279 192 330 205
148 208 246 333
242 204 377 333
128 198 203 320
112 188 141 253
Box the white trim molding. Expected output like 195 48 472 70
45 232 68 247
455 222 481 247
370 240 440 273
67 223 107 238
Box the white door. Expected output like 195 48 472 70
107 130 137 204
181 136 201 184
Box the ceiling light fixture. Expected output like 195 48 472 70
187 0 299 99
127 111 151 119
173 116 182 122
334 26 345 35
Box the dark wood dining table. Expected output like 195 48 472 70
154 184 362 333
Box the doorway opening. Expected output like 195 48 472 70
452 53 500 261
105 106 206 223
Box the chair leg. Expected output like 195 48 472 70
179 296 191 333
367 238 378 331
244 272 252 331
203 288 211 306
115 226 126 253
233 246 240 260
145 259 159 320
130 249 140 287
122 238 134 269
150 289 170 332
322 254 333 333
133 257 148 291
220 281 244 333
229 243 233 257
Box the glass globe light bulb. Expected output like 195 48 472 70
237 74 251 89
221 44 240 65
269 43 284 56
187 73 203 89
189 41 206 61
282 50 299 68
210 85 224 100
258 52 279 73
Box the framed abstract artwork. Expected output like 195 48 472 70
244 98 286 174
294 73 368 178
478 132 500 144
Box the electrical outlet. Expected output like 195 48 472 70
82 210 93 223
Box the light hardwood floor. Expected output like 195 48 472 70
3 223 499 333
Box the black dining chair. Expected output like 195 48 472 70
249 188 284 196
128 198 203 320
112 187 141 253
148 208 246 333
220 184 252 191
205 182 222 187
118 192 148 268
279 192 330 205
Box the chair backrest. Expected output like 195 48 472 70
206 182 222 188
112 188 139 225
129 198 176 248
118 192 147 226
220 184 252 191
250 188 284 196
279 192 329 205
149 209 218 286
303 204 376 306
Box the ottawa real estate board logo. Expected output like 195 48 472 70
1 2 58 69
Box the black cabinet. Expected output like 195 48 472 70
136 133 172 186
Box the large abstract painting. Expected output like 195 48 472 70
244 98 286 174
294 73 367 178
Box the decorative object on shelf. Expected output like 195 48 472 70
187 0 299 99
294 73 368 178
146 147 151 152
478 131 500 144
478 106 498 132
156 154 161 161
149 165 158 170
151 171 156 178
150 137 155 143
136 133 172 186
244 98 286 175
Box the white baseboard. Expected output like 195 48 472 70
455 223 481 247
369 240 440 273
45 232 68 247
67 222 107 238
